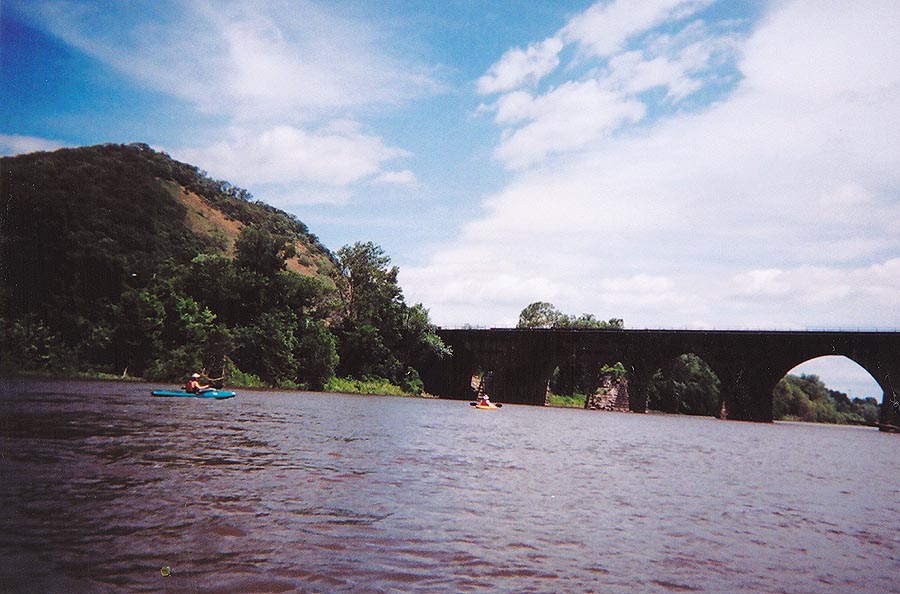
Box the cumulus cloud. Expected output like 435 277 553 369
478 0 739 170
0 134 67 156
172 123 410 205
560 0 715 58
18 0 434 195
403 0 900 331
477 37 564 94
492 80 646 168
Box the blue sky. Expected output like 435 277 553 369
4 0 900 399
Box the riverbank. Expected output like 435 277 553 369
0 371 431 398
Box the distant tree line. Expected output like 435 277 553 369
1 227 448 392
773 373 880 425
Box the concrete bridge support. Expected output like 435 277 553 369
873 365 900 429
712 363 781 422
624 363 657 414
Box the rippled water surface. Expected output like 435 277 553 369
1 379 899 593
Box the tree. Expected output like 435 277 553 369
111 288 165 375
295 320 338 390
517 301 624 329
333 241 402 325
331 242 448 392
647 354 721 416
517 302 562 328
558 314 624 329
0 144 342 383
853 397 880 426
235 227 296 277
232 311 298 385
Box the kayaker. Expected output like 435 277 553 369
478 392 492 407
184 373 210 393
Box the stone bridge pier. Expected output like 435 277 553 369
419 328 900 430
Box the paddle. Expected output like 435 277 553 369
469 401 502 407
200 368 225 389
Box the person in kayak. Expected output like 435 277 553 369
184 373 210 393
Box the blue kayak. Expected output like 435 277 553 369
151 389 236 400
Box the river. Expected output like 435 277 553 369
1 379 898 593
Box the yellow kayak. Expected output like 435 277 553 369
471 402 502 410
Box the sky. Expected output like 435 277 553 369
3 0 900 399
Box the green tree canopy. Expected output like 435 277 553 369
517 302 562 328
773 373 878 425
331 241 448 392
517 301 624 329
647 353 721 416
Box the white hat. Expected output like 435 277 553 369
191 373 200 378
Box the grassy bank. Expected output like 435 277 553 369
546 393 587 408
1 370 423 398
322 377 422 397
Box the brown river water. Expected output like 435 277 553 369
1 379 899 593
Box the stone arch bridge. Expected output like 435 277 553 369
419 328 900 429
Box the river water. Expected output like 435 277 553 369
1 379 898 594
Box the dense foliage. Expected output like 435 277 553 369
647 354 721 416
330 241 451 393
0 144 447 392
517 301 623 329
774 373 880 425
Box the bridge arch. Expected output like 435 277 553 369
773 355 883 424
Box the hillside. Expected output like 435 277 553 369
1 143 338 289
0 143 342 382
0 143 339 322
0 142 448 390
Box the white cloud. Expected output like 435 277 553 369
480 2 740 171
20 0 433 196
477 37 564 94
560 0 715 58
26 0 438 122
251 183 353 208
0 134 67 156
373 170 418 186
404 0 900 332
731 269 790 298
739 1 900 99
603 21 738 101
729 260 900 316
492 80 646 168
174 123 409 190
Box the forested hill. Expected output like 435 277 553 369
0 143 448 390
1 143 338 283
